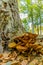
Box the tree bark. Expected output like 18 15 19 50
31 8 34 33
0 0 25 37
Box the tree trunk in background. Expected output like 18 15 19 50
0 0 25 37
37 25 39 35
39 12 41 35
38 0 42 35
31 8 34 33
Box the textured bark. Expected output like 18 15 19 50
0 0 25 37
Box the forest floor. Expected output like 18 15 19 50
0 33 43 65
0 51 43 65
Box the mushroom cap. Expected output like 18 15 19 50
8 42 16 48
16 45 28 52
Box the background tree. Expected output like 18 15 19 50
19 0 43 35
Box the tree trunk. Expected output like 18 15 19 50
31 8 34 33
0 0 25 37
38 7 41 35
37 25 39 35
38 0 42 35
